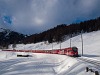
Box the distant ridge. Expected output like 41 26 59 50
0 17 100 48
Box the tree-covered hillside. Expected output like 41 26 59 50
23 17 100 44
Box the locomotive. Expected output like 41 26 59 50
2 47 78 57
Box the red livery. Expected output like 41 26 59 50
2 47 78 57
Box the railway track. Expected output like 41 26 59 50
77 56 100 75
78 57 100 67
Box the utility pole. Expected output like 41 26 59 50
69 26 72 48
70 34 71 48
81 31 83 56
52 38 55 50
60 41 61 50
52 42 53 50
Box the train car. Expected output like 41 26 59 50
2 47 78 57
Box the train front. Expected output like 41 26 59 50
71 47 78 57
64 47 79 57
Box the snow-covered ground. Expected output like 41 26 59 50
0 30 100 75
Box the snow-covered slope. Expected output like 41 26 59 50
9 30 100 60
0 30 100 75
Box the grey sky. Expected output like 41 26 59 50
0 0 100 34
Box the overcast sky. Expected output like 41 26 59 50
0 0 100 34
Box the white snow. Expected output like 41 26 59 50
0 30 100 75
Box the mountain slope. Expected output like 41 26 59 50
0 28 25 48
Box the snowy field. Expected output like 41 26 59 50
0 30 100 75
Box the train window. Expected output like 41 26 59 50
72 47 77 52
68 50 73 52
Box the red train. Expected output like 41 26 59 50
2 47 78 57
